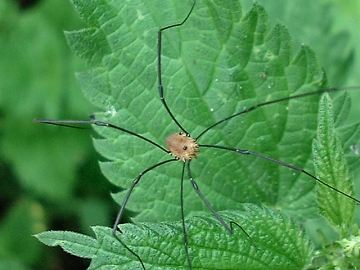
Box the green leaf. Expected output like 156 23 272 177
35 206 312 270
68 0 329 223
306 228 360 269
35 230 97 259
312 94 354 228
64 0 360 225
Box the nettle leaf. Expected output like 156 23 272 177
67 0 333 223
312 94 354 228
35 206 312 270
63 0 360 241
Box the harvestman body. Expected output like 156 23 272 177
35 0 360 269
166 132 199 161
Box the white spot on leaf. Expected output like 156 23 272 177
350 144 359 156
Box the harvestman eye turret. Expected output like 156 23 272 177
34 0 360 269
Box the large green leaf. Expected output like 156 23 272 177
66 0 353 223
35 206 312 270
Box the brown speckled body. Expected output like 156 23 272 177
166 132 199 161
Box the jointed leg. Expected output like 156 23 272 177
186 161 250 238
112 158 177 270
199 144 360 204
34 118 169 153
157 0 196 135
195 86 360 140
180 162 192 269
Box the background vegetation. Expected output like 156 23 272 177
0 0 359 269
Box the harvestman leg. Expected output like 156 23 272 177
157 0 196 135
199 144 360 204
112 158 177 270
195 86 360 140
180 161 252 269
186 161 251 237
194 86 360 204
34 119 177 268
180 162 192 269
34 119 170 154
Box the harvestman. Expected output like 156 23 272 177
35 0 360 269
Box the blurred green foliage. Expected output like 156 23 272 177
0 0 116 269
0 0 359 269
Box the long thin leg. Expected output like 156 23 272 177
112 234 146 270
186 161 250 238
34 118 169 153
113 158 176 233
200 144 360 204
157 0 196 135
196 86 360 141
112 158 177 270
180 162 192 269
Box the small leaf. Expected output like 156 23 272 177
307 229 360 269
36 206 312 270
312 94 354 228
35 230 98 259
